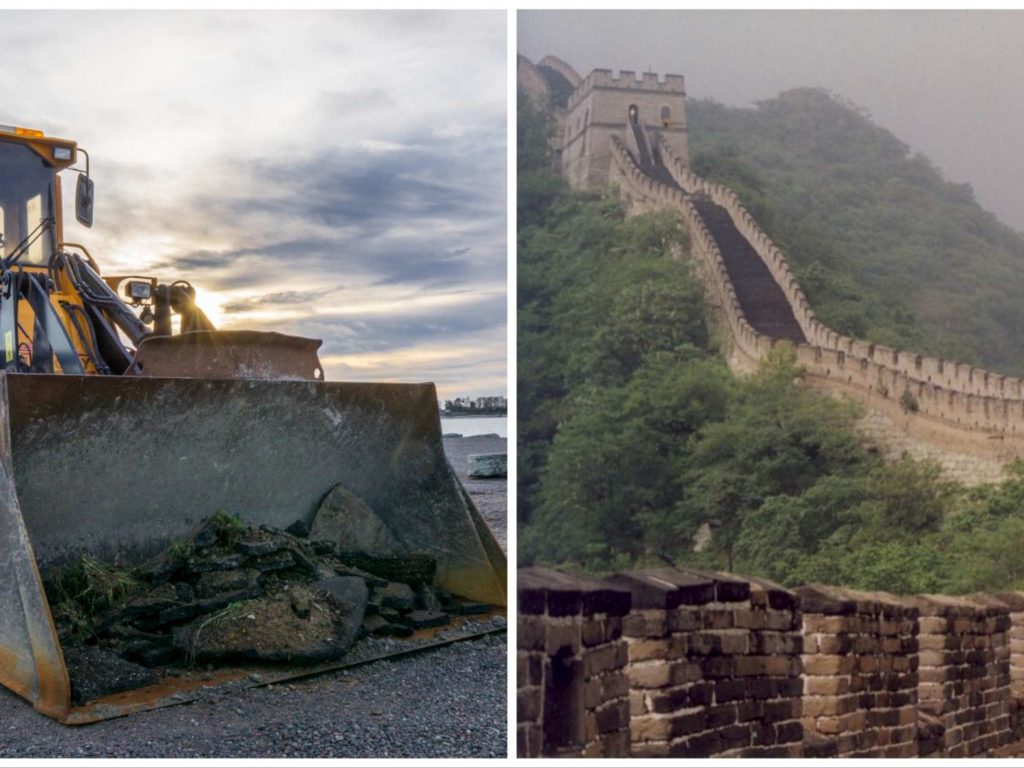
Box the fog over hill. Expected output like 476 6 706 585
519 10 1024 231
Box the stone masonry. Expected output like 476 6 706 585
607 568 802 758
517 567 632 758
910 594 1013 757
797 585 920 757
517 566 1024 758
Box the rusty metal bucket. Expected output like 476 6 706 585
0 371 506 721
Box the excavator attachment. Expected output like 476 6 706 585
0 370 506 721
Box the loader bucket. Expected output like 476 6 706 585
0 370 505 720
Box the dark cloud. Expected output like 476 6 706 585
242 292 507 357
152 126 506 294
162 236 492 293
228 128 506 235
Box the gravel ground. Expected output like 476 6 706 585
0 437 507 759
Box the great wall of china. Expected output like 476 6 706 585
518 55 1024 759
520 54 1024 486
518 565 1024 759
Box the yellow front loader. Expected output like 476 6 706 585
0 125 506 722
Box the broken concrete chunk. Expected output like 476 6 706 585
379 582 415 613
194 568 258 599
310 484 404 556
314 576 369 614
187 553 245 574
379 606 402 623
313 563 337 581
400 610 450 630
48 511 446 677
329 560 388 588
238 539 286 557
447 600 491 616
334 552 437 587
248 550 296 573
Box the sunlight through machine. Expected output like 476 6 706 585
0 125 506 723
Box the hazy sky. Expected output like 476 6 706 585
520 10 1024 231
2 10 506 398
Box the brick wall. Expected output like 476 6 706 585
517 567 1024 758
797 585 920 757
607 568 802 758
911 594 1013 757
517 567 632 758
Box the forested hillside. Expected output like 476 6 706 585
518 88 1024 594
688 89 1024 376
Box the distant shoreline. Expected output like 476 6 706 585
440 412 507 418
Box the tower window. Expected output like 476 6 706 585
628 104 639 125
661 105 671 123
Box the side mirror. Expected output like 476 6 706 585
76 173 94 228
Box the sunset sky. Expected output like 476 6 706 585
2 10 507 398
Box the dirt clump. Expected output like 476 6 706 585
44 510 491 696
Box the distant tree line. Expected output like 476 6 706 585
442 396 507 416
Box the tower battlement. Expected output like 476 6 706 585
567 68 686 111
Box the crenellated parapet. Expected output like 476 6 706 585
566 68 686 113
517 566 1024 758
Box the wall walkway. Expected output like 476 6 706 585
604 130 1024 484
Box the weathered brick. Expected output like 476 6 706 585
518 615 547 652
545 620 581 656
517 688 540 723
804 674 850 696
583 642 623 677
628 637 677 662
595 699 629 734
624 609 668 638
581 617 605 647
630 661 672 689
803 654 855 676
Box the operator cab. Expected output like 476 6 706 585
0 124 84 246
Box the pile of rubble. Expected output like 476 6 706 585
47 484 490 696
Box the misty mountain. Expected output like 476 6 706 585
688 88 1024 377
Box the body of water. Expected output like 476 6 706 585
440 415 507 438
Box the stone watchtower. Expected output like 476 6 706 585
559 69 688 191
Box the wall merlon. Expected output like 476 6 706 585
520 568 1024 757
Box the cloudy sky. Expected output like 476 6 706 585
2 11 506 398
520 10 1024 231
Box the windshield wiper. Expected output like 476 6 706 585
2 217 55 271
